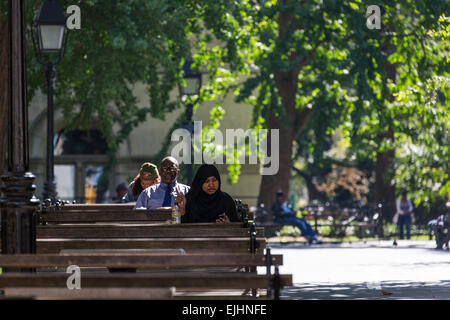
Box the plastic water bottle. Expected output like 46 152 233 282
172 205 181 224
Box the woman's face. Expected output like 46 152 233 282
202 176 219 195
140 177 159 190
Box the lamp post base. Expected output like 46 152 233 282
0 171 40 271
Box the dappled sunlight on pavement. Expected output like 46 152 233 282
280 280 450 300
259 241 450 300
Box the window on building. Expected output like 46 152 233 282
54 128 110 203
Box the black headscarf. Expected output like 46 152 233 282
182 164 238 223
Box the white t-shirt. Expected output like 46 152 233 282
396 199 413 215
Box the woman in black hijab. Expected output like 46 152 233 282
179 164 239 223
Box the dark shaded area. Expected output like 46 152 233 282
58 129 108 155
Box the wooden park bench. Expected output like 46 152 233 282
1 199 292 299
45 203 135 212
0 272 291 300
0 250 291 300
39 208 173 224
36 204 262 254
2 224 266 254
253 208 281 237
301 204 381 238
39 199 252 224
35 198 259 254
46 200 254 217
253 203 381 239
0 247 290 299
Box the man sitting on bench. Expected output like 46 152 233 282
271 190 322 244
134 156 190 209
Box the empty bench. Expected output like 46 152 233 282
0 250 291 300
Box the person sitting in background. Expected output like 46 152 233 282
178 164 239 223
134 157 189 209
427 201 450 249
271 190 322 244
113 183 128 203
122 162 160 203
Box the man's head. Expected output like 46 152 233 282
401 189 407 200
116 183 128 198
276 190 286 202
159 156 180 185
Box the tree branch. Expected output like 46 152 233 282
292 166 310 180
293 107 312 140
414 32 428 60
294 39 325 76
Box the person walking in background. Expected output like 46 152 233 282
394 190 414 240
122 162 160 203
271 190 322 244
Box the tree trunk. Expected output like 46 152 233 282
374 42 397 234
257 4 314 208
0 16 8 176
257 108 295 208
257 68 313 207
304 175 320 202
374 128 396 214
293 168 320 202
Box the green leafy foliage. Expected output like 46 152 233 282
194 0 448 210
25 0 204 193
22 0 448 208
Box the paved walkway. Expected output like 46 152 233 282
262 240 450 300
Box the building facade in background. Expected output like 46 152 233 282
28 82 262 206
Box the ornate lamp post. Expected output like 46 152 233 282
1 0 39 261
178 60 202 186
31 0 68 202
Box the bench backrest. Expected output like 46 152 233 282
0 253 282 268
40 209 172 224
47 203 135 212
43 200 254 223
37 224 264 238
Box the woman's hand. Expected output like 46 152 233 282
216 215 230 223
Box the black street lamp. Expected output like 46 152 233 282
1 0 40 261
31 0 68 203
178 60 202 186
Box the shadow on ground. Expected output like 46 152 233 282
267 239 443 250
281 280 450 300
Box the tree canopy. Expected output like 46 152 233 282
192 0 449 209
1 0 447 214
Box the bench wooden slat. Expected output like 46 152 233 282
0 272 292 289
3 287 175 299
39 222 247 228
37 225 263 238
51 203 256 218
0 253 282 268
59 249 187 255
50 204 135 212
36 238 266 254
40 211 172 223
